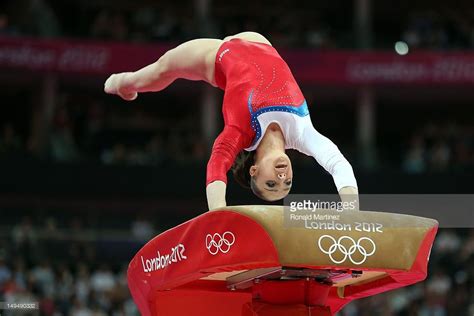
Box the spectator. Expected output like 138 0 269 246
30 260 55 297
50 107 80 162
75 264 91 305
101 143 128 165
90 10 128 41
90 264 115 294
430 140 451 171
11 217 37 254
11 259 27 291
0 11 18 35
70 297 93 316
56 264 74 302
403 123 473 173
145 134 165 165
434 229 461 254
0 123 22 155
403 134 426 173
20 0 60 37
0 256 11 290
131 216 155 241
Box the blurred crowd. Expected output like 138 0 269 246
403 123 474 173
0 214 472 315
1 0 474 49
2 106 473 173
0 257 137 316
0 214 157 316
342 229 474 316
0 93 209 166
401 9 474 50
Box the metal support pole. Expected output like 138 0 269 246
28 74 57 156
355 0 376 169
201 86 219 150
195 0 219 150
354 0 372 50
356 86 376 169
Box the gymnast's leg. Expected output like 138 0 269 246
223 31 272 46
104 38 222 100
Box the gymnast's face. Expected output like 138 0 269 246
249 154 293 201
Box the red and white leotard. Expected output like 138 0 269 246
207 39 357 191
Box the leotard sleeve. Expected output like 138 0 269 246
206 125 250 185
299 123 358 191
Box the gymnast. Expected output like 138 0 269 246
104 32 358 210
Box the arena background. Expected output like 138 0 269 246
0 0 473 315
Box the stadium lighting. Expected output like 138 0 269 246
395 41 409 55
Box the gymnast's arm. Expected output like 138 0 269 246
104 39 221 100
206 126 248 210
300 124 359 209
206 181 227 211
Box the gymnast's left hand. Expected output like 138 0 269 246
104 73 138 101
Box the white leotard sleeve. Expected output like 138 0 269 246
298 118 358 191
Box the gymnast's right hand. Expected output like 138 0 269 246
104 73 138 101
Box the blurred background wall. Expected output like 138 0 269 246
0 0 473 315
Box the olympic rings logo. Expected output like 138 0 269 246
318 235 376 265
205 232 235 255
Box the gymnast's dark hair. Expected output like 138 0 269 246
232 151 255 188
232 151 264 199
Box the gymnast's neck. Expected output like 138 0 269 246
255 123 286 159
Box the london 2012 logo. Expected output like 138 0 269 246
318 235 376 265
206 232 235 255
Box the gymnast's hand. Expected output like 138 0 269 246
104 73 138 101
339 186 359 211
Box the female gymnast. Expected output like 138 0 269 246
104 32 358 210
